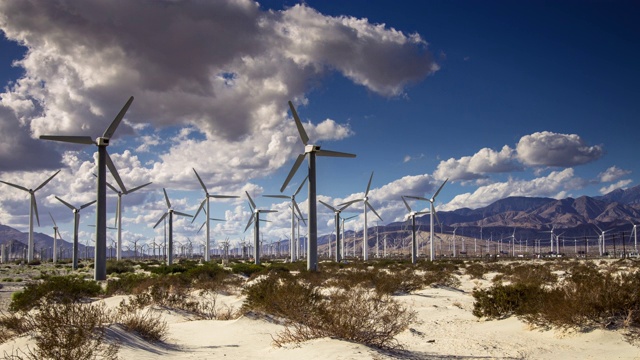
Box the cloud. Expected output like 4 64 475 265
0 0 437 171
440 168 583 211
432 145 520 181
516 131 603 167
598 165 631 183
599 179 633 195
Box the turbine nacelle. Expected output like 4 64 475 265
96 137 109 146
305 144 321 153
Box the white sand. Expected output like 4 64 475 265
1 273 639 359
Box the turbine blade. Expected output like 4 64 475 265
198 221 206 234
126 182 152 194
293 201 305 223
0 180 29 192
433 209 441 227
163 188 171 209
174 211 193 218
193 199 206 223
365 171 374 196
263 195 289 199
192 168 208 193
401 197 412 212
316 149 356 158
404 195 428 201
103 96 134 139
288 101 309 145
338 199 361 208
153 213 168 229
319 200 338 212
244 215 255 232
209 195 239 199
49 212 58 228
366 201 383 221
105 152 127 193
32 195 40 227
79 200 96 210
281 153 305 193
245 191 256 209
261 210 278 213
210 218 225 222
432 178 448 200
55 196 76 211
114 200 119 227
93 173 119 193
294 175 309 197
416 211 429 215
594 224 603 232
39 135 95 145
34 170 61 192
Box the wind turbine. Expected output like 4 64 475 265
40 96 133 280
401 196 429 264
0 170 60 262
341 172 382 261
192 168 239 262
629 220 638 252
404 179 449 261
55 196 96 269
264 175 308 263
244 192 277 265
319 200 357 262
153 188 193 265
541 225 556 253
99 174 152 261
48 212 62 263
594 224 611 256
280 101 356 271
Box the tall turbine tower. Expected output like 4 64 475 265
55 196 96 269
244 192 277 265
153 189 193 265
629 220 638 252
40 96 133 280
341 172 382 261
280 101 356 271
0 170 60 262
192 168 239 262
48 212 62 263
264 175 307 262
401 196 429 264
319 200 357 262
404 179 448 261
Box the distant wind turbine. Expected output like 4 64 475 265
264 175 307 262
401 196 429 264
244 192 277 265
0 170 60 262
404 179 449 261
320 200 357 262
48 212 62 263
40 96 133 280
55 196 96 269
629 220 638 252
280 101 356 271
594 224 611 256
153 188 193 265
192 168 238 262
341 172 382 261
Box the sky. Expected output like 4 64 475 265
0 0 638 251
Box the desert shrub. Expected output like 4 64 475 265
465 263 486 279
15 302 118 360
146 263 190 275
105 273 154 296
183 263 233 291
106 259 135 274
230 262 265 277
0 311 29 343
274 287 416 349
113 300 168 342
10 276 102 312
27 260 40 266
472 283 545 319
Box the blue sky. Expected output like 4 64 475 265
0 0 638 251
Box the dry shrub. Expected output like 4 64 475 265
274 287 416 349
114 302 168 342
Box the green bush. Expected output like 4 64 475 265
231 262 265 277
9 276 102 312
472 282 544 319
106 259 135 275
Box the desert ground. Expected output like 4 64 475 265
0 259 638 360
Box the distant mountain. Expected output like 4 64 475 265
596 184 640 205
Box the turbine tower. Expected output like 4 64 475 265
280 101 356 271
319 200 356 262
101 175 152 261
48 212 62 263
192 168 239 262
55 196 96 269
629 220 638 252
40 96 133 280
341 172 382 261
594 224 610 256
0 170 60 262
244 192 277 265
401 196 429 264
404 179 448 261
264 175 307 262
153 188 193 265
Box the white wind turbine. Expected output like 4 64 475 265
153 188 193 265
541 225 556 253
401 196 429 264
55 196 96 269
192 168 239 262
404 179 448 261
0 170 60 262
48 212 62 263
320 200 357 262
594 224 611 256
341 172 382 261
40 96 133 280
629 220 638 252
244 192 277 265
280 101 356 271
264 175 308 262
101 175 152 261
